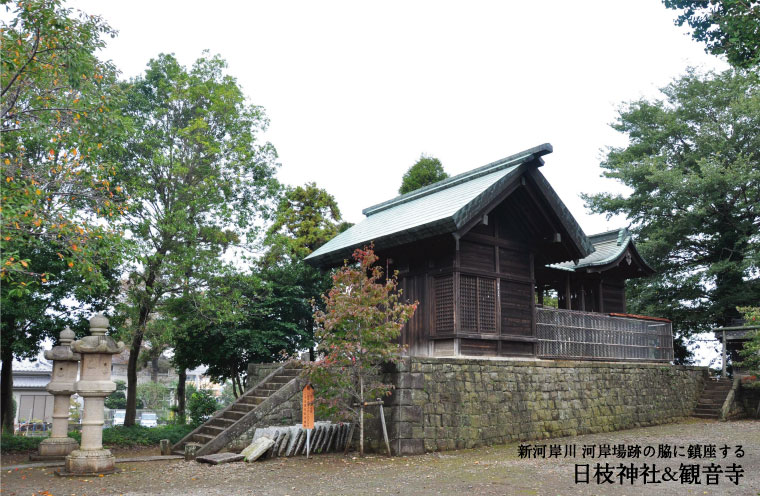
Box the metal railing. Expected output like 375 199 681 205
536 307 674 362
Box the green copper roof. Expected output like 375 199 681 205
547 228 654 273
305 143 594 267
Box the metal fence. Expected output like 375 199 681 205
536 307 674 362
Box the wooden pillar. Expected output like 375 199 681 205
564 275 572 310
580 282 586 312
598 280 604 313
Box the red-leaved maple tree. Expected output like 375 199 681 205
310 246 417 455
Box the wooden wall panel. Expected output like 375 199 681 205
500 280 533 336
400 274 428 355
433 339 456 357
602 280 626 313
460 339 498 357
499 341 534 356
499 247 531 279
460 240 495 272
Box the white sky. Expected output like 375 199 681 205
67 0 728 232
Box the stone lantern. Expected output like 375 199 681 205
61 314 124 476
32 327 80 460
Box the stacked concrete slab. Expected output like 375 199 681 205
244 422 352 460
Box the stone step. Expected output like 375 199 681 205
230 403 255 412
693 412 719 419
201 425 226 435
194 433 216 442
268 376 293 384
255 388 279 396
702 391 730 398
222 410 246 420
208 417 236 427
238 396 266 406
694 407 720 414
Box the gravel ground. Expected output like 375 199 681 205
2 418 758 496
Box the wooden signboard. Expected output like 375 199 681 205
302 384 314 430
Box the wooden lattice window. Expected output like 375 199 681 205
460 275 478 332
460 274 497 333
478 278 497 333
434 275 454 334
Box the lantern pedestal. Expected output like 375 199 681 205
32 328 80 461
59 315 124 476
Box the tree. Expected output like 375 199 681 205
737 306 760 372
105 380 127 410
0 0 123 432
262 182 350 359
310 246 417 455
136 381 169 412
399 155 448 194
115 52 279 426
187 389 218 426
583 69 760 362
170 269 311 396
263 182 347 265
663 0 760 68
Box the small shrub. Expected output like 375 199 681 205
0 434 44 453
68 424 194 447
187 390 218 426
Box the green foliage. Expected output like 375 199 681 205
1 0 124 433
0 434 44 453
1 424 194 453
105 391 127 410
170 268 311 384
583 69 760 362
66 424 194 447
114 51 279 425
399 155 448 194
1 0 125 291
737 306 760 373
264 182 345 264
136 381 170 412
309 246 417 455
105 379 128 409
187 390 218 426
663 0 760 68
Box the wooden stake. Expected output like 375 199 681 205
343 422 355 455
378 399 391 457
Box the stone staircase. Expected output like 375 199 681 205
693 378 732 419
172 362 305 457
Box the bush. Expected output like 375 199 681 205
0 434 44 453
187 390 218 426
1 425 195 453
67 424 194 447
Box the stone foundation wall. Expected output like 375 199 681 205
388 358 707 455
738 386 760 418
243 358 708 455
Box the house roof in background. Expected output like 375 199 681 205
12 358 52 374
14 375 50 389
306 143 594 267
547 228 654 274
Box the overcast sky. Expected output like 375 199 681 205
66 0 728 233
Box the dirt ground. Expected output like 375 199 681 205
2 419 758 496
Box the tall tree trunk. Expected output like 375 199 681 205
359 375 364 456
151 355 159 383
1 337 15 433
125 304 150 427
176 368 186 423
232 374 242 398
